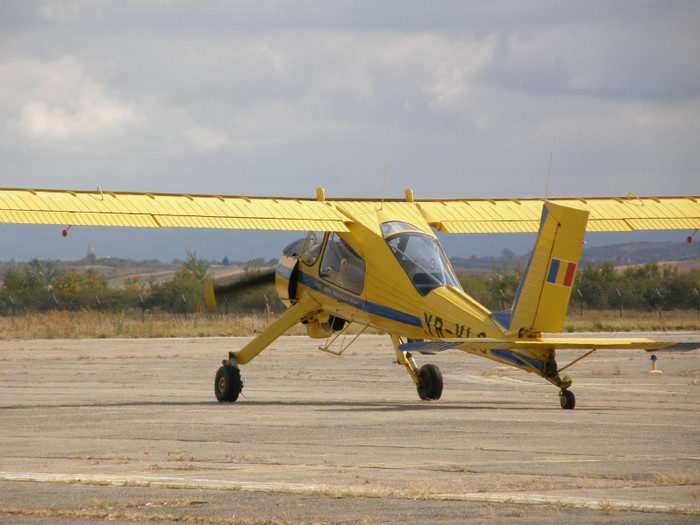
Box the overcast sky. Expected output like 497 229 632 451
1 1 699 262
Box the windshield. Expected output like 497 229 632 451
383 223 462 296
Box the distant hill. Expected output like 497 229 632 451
579 241 700 266
451 240 700 273
3 240 699 285
0 256 272 289
450 250 524 274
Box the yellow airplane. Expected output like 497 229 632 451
1 187 699 409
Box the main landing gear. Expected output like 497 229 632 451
546 357 577 410
555 376 576 409
215 354 243 403
417 363 443 401
559 389 575 410
391 335 443 401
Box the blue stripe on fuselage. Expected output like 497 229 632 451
277 269 422 328
276 263 293 282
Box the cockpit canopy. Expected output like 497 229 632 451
381 221 462 296
299 231 366 295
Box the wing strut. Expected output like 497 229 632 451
556 348 597 374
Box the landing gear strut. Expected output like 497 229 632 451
391 335 443 401
547 360 576 410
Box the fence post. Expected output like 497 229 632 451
576 288 583 318
616 288 622 318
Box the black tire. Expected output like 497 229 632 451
559 389 575 410
215 365 242 403
417 364 443 401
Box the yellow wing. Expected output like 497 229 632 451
416 196 700 233
0 187 698 234
0 188 350 232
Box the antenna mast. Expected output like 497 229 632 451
544 152 553 201
380 164 388 209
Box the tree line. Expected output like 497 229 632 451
1 255 699 315
458 261 700 312
0 252 212 315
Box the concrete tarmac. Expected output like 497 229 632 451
1 334 698 524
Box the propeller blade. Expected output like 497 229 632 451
204 268 276 311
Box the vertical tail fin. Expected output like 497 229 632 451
491 201 589 335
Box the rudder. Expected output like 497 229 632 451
491 201 589 335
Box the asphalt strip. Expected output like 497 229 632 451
0 471 695 515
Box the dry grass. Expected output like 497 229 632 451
0 310 307 340
653 471 700 486
92 498 209 509
565 309 700 332
0 506 328 524
0 308 698 341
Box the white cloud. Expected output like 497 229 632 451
3 57 142 149
37 0 105 22
420 35 498 110
184 124 231 154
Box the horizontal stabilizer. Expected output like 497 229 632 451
399 338 700 354
400 337 699 377
644 342 700 352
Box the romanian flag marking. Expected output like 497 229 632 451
547 259 576 287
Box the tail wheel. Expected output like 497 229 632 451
417 364 443 401
559 389 575 410
215 365 243 403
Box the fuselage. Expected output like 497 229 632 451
274 203 505 342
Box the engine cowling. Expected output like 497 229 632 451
275 237 304 308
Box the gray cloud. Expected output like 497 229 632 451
1 0 698 261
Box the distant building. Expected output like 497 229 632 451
85 244 96 261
